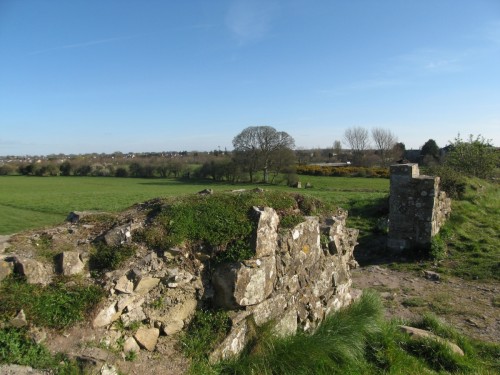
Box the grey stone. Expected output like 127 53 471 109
273 308 298 337
123 336 140 353
10 310 27 328
92 301 120 328
213 255 276 308
0 364 46 375
57 251 84 276
0 235 11 253
121 307 146 327
209 321 249 363
134 327 159 351
253 207 280 258
198 188 213 195
162 319 184 335
424 270 441 281
13 257 52 285
399 325 464 356
250 293 287 326
0 259 13 281
134 276 160 295
388 164 451 251
117 295 144 312
103 224 132 247
115 275 134 294
100 364 119 375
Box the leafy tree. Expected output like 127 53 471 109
232 126 295 183
59 161 72 176
420 139 440 166
444 134 498 178
343 127 369 165
421 139 439 156
371 128 398 166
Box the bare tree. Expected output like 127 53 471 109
343 127 369 165
233 126 295 183
371 128 398 166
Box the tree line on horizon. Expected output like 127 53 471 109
0 127 497 187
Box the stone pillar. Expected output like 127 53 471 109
388 163 450 252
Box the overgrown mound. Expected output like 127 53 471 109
135 190 334 262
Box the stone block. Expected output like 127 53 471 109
213 255 276 308
13 257 52 285
253 207 279 258
57 251 84 276
134 327 159 351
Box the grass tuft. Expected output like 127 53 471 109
0 277 103 330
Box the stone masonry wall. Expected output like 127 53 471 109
1 199 360 368
210 206 359 362
388 163 451 251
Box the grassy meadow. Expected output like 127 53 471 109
0 175 389 235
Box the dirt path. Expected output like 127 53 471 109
351 265 500 344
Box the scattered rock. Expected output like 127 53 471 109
0 259 13 281
10 310 27 328
13 257 52 285
134 327 159 351
115 275 134 294
198 188 213 195
424 270 441 281
28 327 47 344
103 224 132 247
0 364 46 375
134 276 160 295
162 320 184 336
100 364 119 375
57 251 84 276
120 307 146 327
93 302 120 328
0 235 12 253
399 325 464 356
123 336 140 353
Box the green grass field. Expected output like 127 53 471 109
0 175 389 235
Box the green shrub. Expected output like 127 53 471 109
430 234 446 261
428 165 467 199
296 165 390 178
89 243 137 271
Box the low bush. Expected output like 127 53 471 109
296 165 389 178
89 243 137 271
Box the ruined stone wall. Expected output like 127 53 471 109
210 207 359 361
1 202 359 366
388 163 451 251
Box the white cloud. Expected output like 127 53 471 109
226 0 278 43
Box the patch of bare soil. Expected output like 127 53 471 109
44 324 189 375
351 265 500 344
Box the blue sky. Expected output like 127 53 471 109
1 0 499 155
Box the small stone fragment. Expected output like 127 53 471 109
134 327 159 351
162 320 184 336
10 310 27 328
134 276 160 295
115 275 134 294
123 336 140 353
